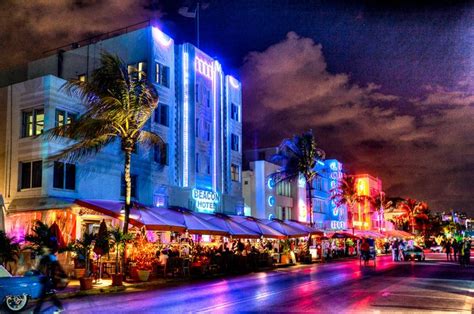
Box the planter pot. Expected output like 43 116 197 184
280 254 290 264
111 273 123 286
74 268 86 279
137 270 151 282
79 277 93 291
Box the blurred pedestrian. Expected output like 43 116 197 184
398 241 405 261
392 240 399 262
34 239 67 313
464 240 471 266
452 239 459 262
445 240 452 261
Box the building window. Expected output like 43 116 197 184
277 181 291 197
21 109 44 137
231 134 239 152
195 118 200 138
154 103 169 126
258 151 266 160
156 62 169 87
231 164 240 182
315 177 323 191
196 153 200 173
195 83 200 103
19 160 42 189
204 121 210 141
53 161 76 190
154 144 168 165
121 175 137 198
207 89 211 107
231 103 239 121
138 61 147 80
55 110 77 128
207 157 211 175
78 74 86 82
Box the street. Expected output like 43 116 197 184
27 253 473 313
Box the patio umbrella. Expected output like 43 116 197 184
229 216 285 239
154 207 229 236
261 219 309 238
194 212 261 239
48 222 66 249
93 220 109 256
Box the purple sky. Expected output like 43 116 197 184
0 0 473 214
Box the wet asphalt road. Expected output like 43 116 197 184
26 253 474 313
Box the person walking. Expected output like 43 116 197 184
445 240 452 261
360 239 370 266
464 240 471 266
391 240 399 262
398 241 405 261
452 239 459 262
459 240 466 267
34 240 67 313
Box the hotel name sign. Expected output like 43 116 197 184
192 188 219 212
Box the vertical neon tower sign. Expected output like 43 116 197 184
182 50 189 187
212 61 218 191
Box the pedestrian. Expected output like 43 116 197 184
452 239 459 262
464 240 471 266
398 241 405 261
34 240 67 313
392 240 398 261
360 239 370 266
459 240 466 267
445 240 452 261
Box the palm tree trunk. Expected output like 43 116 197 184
123 148 133 234
306 180 313 227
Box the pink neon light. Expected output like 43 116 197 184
195 56 213 80
152 27 172 47
229 76 240 89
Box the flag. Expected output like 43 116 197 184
178 1 209 18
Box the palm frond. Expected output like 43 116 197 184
138 130 164 148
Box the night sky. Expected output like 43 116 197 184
1 0 473 214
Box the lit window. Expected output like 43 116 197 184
231 164 240 182
78 74 86 82
231 103 239 121
195 118 200 138
19 160 42 189
53 161 76 190
231 134 239 152
138 61 147 80
22 109 44 137
55 110 77 128
155 62 169 87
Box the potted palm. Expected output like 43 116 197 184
280 240 291 264
109 228 132 286
0 231 20 273
72 232 96 290
133 235 156 282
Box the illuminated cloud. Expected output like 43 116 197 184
242 32 474 213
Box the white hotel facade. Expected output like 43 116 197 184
0 25 243 235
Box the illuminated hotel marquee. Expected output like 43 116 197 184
192 188 219 212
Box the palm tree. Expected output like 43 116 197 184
270 131 325 226
46 53 163 234
25 220 53 255
331 175 370 229
398 198 429 234
109 227 133 274
371 194 392 232
0 231 20 272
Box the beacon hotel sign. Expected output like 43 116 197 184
192 188 219 213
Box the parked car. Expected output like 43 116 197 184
404 246 426 261
429 245 443 253
0 266 44 312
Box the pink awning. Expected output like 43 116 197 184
75 199 186 232
354 230 385 238
151 207 229 236
261 219 309 238
194 212 261 239
229 216 286 239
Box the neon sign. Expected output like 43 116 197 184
195 57 213 80
268 196 275 207
330 221 346 230
192 189 219 212
267 178 275 189
182 51 189 187
229 76 240 89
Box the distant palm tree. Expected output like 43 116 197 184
46 53 163 234
399 198 428 234
331 175 370 229
0 231 20 272
371 194 392 232
271 131 325 226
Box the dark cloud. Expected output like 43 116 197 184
242 32 474 214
